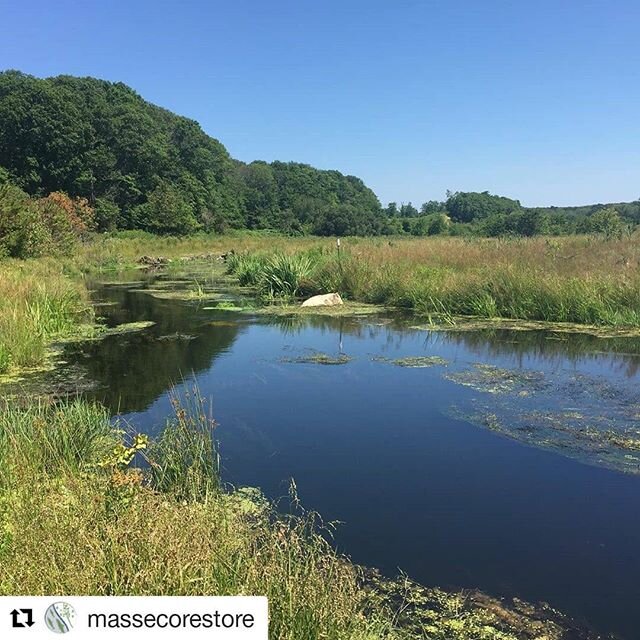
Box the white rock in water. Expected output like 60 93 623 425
301 293 344 307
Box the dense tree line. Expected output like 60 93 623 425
384 190 639 238
0 71 386 237
1 71 637 244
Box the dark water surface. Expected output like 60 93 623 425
58 272 640 638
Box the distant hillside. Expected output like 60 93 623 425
382 191 639 237
526 201 640 224
0 71 385 235
0 71 636 240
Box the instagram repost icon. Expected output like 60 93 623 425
44 602 76 634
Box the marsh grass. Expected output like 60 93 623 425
148 388 220 501
260 253 317 299
0 259 92 374
227 251 319 299
0 394 396 639
0 393 593 638
0 398 115 480
61 230 640 327
225 234 640 327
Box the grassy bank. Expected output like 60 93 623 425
3 231 639 376
0 258 92 375
224 234 640 326
0 394 577 640
0 395 391 638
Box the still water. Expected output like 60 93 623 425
58 271 640 638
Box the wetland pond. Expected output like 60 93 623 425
13 267 640 638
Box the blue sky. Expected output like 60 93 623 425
1 0 638 207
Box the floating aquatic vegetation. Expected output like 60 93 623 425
0 361 100 400
472 410 640 474
203 301 251 312
368 571 599 640
157 333 196 341
57 321 156 346
99 321 156 336
445 363 548 394
130 288 221 301
373 355 448 368
99 280 146 288
252 301 386 318
0 346 63 385
447 362 640 474
412 317 640 339
280 351 352 365
147 279 194 288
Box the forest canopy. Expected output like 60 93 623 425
1 70 638 246
0 71 386 237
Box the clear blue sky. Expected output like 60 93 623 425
1 0 638 207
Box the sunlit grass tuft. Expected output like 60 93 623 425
0 259 92 374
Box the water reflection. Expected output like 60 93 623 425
34 277 640 639
70 280 246 412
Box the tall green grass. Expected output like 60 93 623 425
227 252 320 299
0 259 92 375
0 398 115 482
0 395 574 639
227 241 640 327
149 388 220 501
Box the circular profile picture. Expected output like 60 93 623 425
44 602 76 634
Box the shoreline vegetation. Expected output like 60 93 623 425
224 234 640 329
0 392 605 640
3 231 640 378
0 231 632 638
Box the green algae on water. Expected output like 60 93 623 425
446 361 640 474
445 363 548 394
252 301 386 318
130 289 221 301
203 301 250 312
469 409 640 474
280 351 352 365
374 355 448 368
98 321 156 336
412 317 640 339
157 332 196 341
